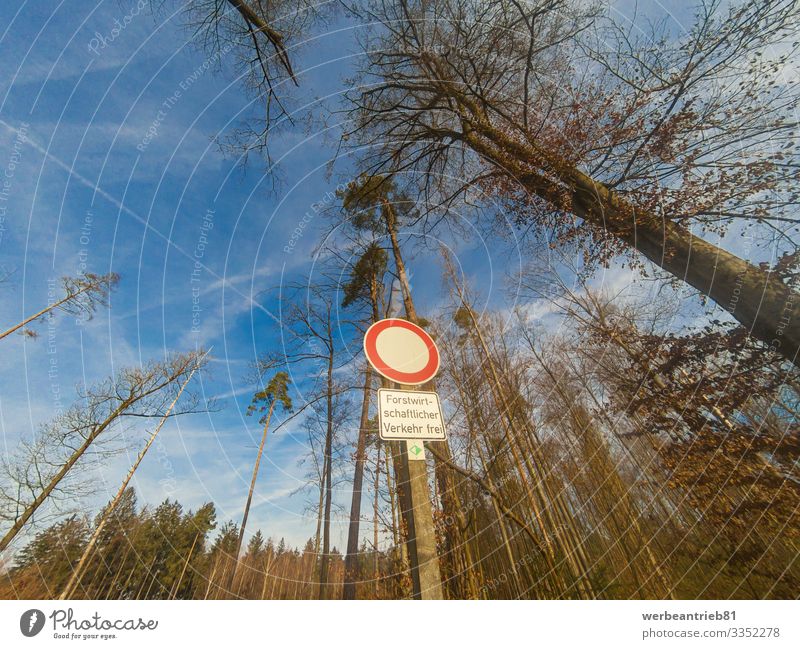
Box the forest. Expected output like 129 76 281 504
0 0 798 601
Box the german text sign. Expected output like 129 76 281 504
377 389 447 441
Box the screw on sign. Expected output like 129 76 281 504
363 318 440 385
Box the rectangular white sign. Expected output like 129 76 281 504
377 389 447 441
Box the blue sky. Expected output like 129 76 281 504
0 0 526 553
0 0 355 550
0 0 789 555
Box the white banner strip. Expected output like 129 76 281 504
1 600 798 648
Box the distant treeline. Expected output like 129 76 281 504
1 488 356 600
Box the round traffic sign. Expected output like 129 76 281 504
363 318 440 385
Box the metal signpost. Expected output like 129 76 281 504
363 318 445 599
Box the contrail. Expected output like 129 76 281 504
0 119 282 327
0 118 144 226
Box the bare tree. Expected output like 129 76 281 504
0 272 119 341
276 284 352 598
57 358 204 600
345 0 800 363
167 0 328 157
0 350 208 554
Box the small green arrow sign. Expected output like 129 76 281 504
410 444 423 456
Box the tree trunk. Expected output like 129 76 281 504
228 399 277 590
318 350 335 599
313 452 327 561
381 199 418 323
373 441 382 597
455 293 593 597
0 284 92 341
462 121 800 364
170 532 200 600
343 364 374 599
59 368 196 599
0 399 133 553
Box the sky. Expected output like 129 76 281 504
0 0 511 553
0 0 788 555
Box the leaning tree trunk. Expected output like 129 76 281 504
58 367 197 599
0 399 131 553
382 199 419 323
0 284 93 341
455 292 594 597
227 399 277 591
461 120 800 365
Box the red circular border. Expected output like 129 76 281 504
363 318 440 385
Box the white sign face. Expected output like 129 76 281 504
364 319 440 385
377 389 447 441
